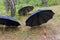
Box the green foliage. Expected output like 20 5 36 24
16 0 60 7
0 0 60 7
47 0 60 6
0 0 60 18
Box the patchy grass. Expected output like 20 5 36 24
0 5 60 40
0 1 60 40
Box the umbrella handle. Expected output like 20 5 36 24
25 10 28 16
42 26 48 36
2 25 6 34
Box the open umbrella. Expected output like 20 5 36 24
18 5 34 15
0 15 20 26
26 9 54 27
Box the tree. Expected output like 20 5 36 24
5 0 18 17
42 0 47 6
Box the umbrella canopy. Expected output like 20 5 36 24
18 5 34 15
26 9 55 27
0 15 20 26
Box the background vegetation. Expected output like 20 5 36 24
0 0 60 18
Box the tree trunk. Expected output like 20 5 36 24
5 0 18 17
42 0 47 6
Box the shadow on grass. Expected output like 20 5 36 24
0 26 20 34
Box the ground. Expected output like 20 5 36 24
0 5 60 40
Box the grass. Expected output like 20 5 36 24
0 5 59 40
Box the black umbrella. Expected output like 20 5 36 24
18 5 34 15
0 15 20 26
26 9 55 27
